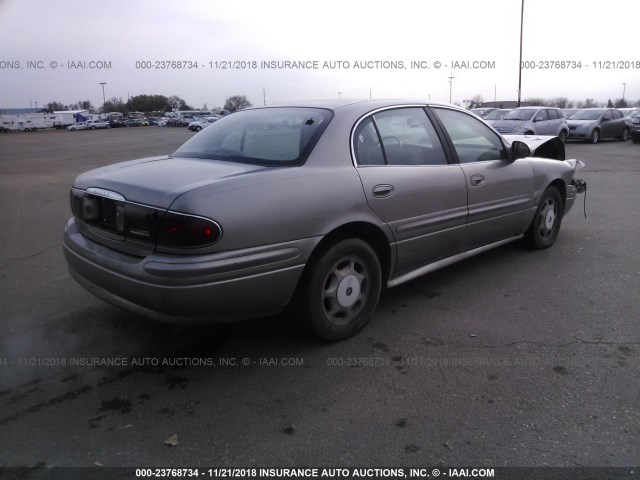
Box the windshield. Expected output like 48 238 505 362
570 110 603 121
483 110 510 120
173 107 333 166
502 109 536 121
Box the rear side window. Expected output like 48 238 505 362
173 108 332 166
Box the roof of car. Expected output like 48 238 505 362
250 99 456 111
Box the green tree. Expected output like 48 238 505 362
167 95 192 111
127 94 171 113
102 97 128 114
614 98 628 108
69 100 94 111
224 95 252 112
46 101 66 112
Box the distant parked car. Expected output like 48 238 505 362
167 118 190 127
138 119 150 126
188 116 220 132
123 119 141 127
561 109 579 119
491 107 569 143
88 120 110 129
623 108 640 119
629 111 640 143
67 122 90 131
567 108 630 143
482 109 512 125
469 108 498 118
108 119 125 128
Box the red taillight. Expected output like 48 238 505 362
156 211 221 248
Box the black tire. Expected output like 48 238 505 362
558 130 567 144
632 136 640 144
619 128 629 141
90 126 96 130
301 238 382 342
195 126 202 132
524 186 564 249
589 129 600 144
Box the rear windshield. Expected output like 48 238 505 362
570 110 603 120
173 107 333 166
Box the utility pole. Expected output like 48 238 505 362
99 82 107 113
448 74 454 104
517 0 524 107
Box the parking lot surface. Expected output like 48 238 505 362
0 129 639 468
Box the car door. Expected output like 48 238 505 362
430 107 535 249
353 107 468 274
546 109 562 135
610 109 626 138
532 108 552 135
601 110 616 138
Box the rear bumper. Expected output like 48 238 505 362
63 218 316 323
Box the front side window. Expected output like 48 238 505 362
353 107 448 166
433 108 509 163
173 107 332 166
535 109 549 121
547 109 559 120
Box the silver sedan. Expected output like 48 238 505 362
63 100 587 341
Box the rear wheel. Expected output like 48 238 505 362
558 130 567 143
524 186 564 249
302 238 382 342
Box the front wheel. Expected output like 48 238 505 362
524 186 564 249
589 129 600 144
619 128 629 141
302 238 382 342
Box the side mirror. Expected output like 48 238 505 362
511 140 531 159
534 116 544 122
602 117 610 122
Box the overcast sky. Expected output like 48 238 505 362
1 0 639 110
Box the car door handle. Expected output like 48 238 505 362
372 184 395 198
469 174 485 186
